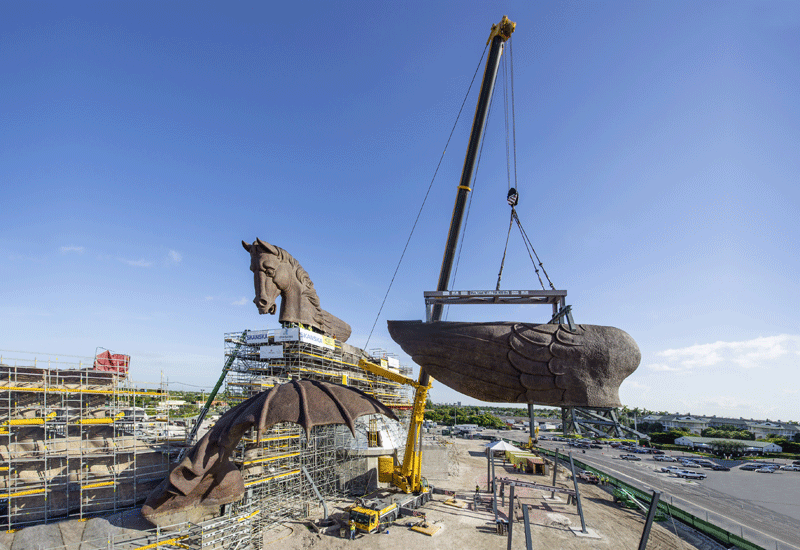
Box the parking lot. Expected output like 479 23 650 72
479 430 800 550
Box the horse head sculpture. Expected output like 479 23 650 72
242 238 352 342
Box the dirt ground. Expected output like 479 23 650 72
268 438 723 550
0 438 724 550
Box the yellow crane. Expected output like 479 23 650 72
347 14 515 535
357 357 431 494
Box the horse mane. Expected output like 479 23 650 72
270 245 325 326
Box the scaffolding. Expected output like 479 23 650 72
188 327 416 547
222 329 412 411
0 353 175 531
0 328 414 548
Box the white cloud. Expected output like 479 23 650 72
120 258 153 268
167 250 182 264
645 363 683 372
623 379 650 392
231 297 248 306
653 334 800 372
60 246 84 254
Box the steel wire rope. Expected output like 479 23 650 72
509 37 519 192
496 41 516 292
513 209 555 290
363 45 489 350
495 37 555 292
495 211 514 291
503 45 512 190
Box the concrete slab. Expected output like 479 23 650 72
569 526 601 539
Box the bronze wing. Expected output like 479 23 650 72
142 380 397 526
387 321 639 407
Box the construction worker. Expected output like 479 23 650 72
349 519 356 540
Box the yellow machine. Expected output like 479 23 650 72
524 424 540 449
348 499 399 534
356 357 432 494
346 357 433 534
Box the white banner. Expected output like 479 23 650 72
275 328 299 342
260 345 283 359
298 328 335 350
387 357 400 369
245 330 271 345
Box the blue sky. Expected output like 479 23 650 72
2 1 799 422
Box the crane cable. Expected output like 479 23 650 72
497 40 516 291
363 45 489 350
495 38 556 292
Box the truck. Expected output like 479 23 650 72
348 492 431 534
348 499 399 534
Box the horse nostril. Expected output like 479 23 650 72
255 298 267 307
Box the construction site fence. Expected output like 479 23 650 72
535 447 765 550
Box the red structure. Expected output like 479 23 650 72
93 350 130 375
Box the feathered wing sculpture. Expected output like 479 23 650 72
142 380 398 526
387 321 640 407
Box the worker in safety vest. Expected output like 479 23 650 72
349 519 356 540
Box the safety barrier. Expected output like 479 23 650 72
536 447 766 550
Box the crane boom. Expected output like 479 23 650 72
357 15 516 503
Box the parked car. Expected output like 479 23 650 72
739 463 760 470
755 467 777 473
676 470 707 480
780 465 800 471
678 461 699 468
652 450 665 455
620 454 641 461
660 466 682 474
711 464 730 471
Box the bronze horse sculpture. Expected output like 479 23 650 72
242 238 352 342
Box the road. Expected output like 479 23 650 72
478 430 800 550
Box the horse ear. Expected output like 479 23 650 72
242 240 252 252
255 238 279 256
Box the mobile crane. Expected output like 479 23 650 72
347 15 515 535
346 357 433 534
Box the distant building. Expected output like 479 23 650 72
643 414 799 440
674 436 782 454
158 399 187 411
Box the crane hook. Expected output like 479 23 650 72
507 187 518 207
